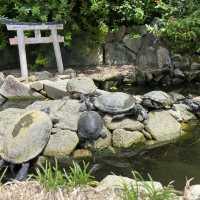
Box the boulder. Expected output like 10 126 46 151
43 129 79 157
184 184 200 200
145 111 181 141
30 81 44 91
156 46 171 69
72 149 92 159
123 34 142 54
112 129 146 148
0 75 34 99
105 42 136 65
96 175 163 195
26 99 81 131
62 37 103 66
54 99 81 131
43 80 68 99
106 118 144 131
34 71 53 80
94 127 112 150
66 77 97 95
136 34 157 69
26 99 65 118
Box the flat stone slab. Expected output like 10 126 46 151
106 118 144 131
145 111 181 141
79 65 136 81
43 80 68 99
0 75 33 99
30 81 44 91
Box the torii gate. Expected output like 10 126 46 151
4 19 64 78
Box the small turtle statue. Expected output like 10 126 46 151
0 110 52 181
142 91 174 109
66 77 98 99
78 111 106 145
82 92 148 121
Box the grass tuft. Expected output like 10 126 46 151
64 161 96 187
122 171 178 200
33 159 66 191
33 159 95 191
0 167 7 184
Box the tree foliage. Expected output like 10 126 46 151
0 0 200 53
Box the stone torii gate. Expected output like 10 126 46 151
5 21 64 78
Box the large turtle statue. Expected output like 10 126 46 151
66 77 97 99
78 111 106 145
142 91 174 109
81 92 148 121
0 110 52 181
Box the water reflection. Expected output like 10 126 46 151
93 121 200 190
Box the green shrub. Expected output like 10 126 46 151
148 0 200 53
1 0 200 54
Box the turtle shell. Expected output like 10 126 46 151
67 77 97 95
78 111 103 141
143 91 173 108
1 110 52 164
94 92 136 114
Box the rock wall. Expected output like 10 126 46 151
1 26 200 85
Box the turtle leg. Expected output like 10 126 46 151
15 162 30 181
9 164 15 177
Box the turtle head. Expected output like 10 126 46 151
135 104 148 122
100 130 107 139
79 95 95 112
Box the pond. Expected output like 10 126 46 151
93 120 200 190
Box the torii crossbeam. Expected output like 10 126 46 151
4 19 64 78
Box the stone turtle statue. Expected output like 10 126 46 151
78 111 106 145
142 90 174 109
0 110 52 181
81 92 148 121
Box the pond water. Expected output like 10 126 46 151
1 84 200 190
92 121 200 190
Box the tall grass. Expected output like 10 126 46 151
64 161 95 187
0 167 7 184
33 159 66 190
33 160 95 191
122 171 178 200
